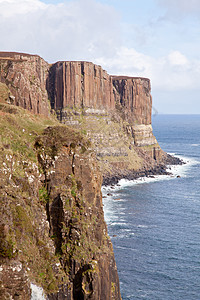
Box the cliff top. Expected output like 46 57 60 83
0 52 150 81
112 75 150 81
0 51 43 61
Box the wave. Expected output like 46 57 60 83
102 154 199 224
137 225 149 228
102 155 199 195
167 154 199 177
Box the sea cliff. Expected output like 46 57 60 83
0 52 181 299
0 105 121 299
46 60 180 183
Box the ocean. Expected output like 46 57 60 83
102 114 200 300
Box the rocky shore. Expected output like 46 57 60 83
103 154 183 186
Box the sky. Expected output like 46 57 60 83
0 0 200 114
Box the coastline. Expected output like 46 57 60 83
101 154 198 222
102 153 183 186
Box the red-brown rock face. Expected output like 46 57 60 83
47 63 153 127
112 76 152 125
0 52 50 116
47 61 115 111
0 52 153 126
35 126 121 300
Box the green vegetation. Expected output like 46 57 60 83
39 186 49 204
111 282 116 296
0 103 58 164
0 82 10 103
0 104 67 293
0 229 16 259
35 124 91 161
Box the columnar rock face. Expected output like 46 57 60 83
111 76 157 147
0 52 50 116
47 62 157 148
0 52 153 131
48 61 115 111
112 76 152 125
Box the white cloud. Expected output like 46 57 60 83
0 0 121 62
95 47 200 91
95 47 152 76
168 51 188 66
0 0 46 17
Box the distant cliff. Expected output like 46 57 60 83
46 60 167 181
0 52 177 183
112 76 152 125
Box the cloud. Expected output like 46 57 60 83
157 0 200 15
0 0 121 62
168 51 188 66
0 0 200 95
0 0 46 16
95 47 200 91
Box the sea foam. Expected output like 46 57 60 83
31 283 46 300
102 154 200 224
102 154 199 196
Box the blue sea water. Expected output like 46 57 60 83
102 115 200 300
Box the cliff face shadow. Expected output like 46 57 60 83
49 194 64 254
46 63 57 110
73 264 93 300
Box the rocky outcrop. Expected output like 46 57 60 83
0 105 121 299
47 62 158 150
0 52 50 116
0 52 157 149
47 61 115 112
36 126 121 299
132 124 157 147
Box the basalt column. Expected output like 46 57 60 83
112 76 158 150
48 61 115 112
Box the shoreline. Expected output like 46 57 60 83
102 153 183 186
101 154 198 202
